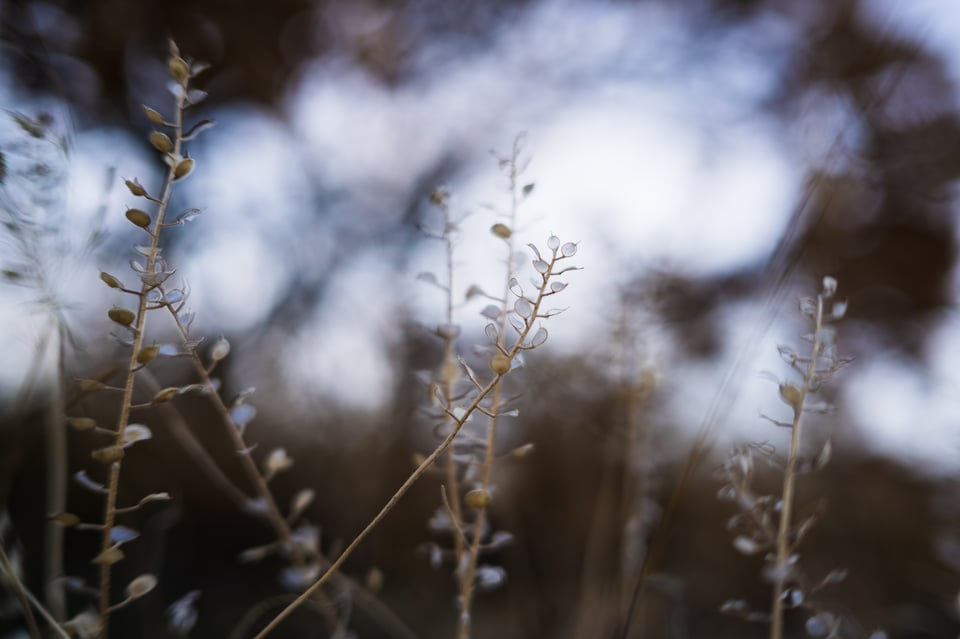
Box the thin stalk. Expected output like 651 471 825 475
770 294 824 639
456 142 521 639
97 78 186 637
438 199 465 569
44 322 68 621
0 542 42 639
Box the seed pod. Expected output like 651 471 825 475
52 513 80 527
67 417 96 432
100 271 123 288
149 131 173 153
125 178 148 197
490 353 511 375
92 546 124 566
125 208 151 228
76 379 105 393
126 574 157 599
465 489 492 509
143 105 165 125
136 345 160 365
778 383 804 412
108 307 136 326
91 446 124 464
491 223 512 239
168 56 190 83
152 387 179 404
173 157 194 180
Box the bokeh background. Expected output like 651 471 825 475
2 0 960 637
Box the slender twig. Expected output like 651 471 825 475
770 293 824 639
0 541 45 639
456 136 522 639
97 57 187 637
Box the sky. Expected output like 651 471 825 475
3 0 960 474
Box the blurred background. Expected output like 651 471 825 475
2 0 960 637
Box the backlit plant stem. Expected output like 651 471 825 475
456 138 522 639
97 65 187 639
770 293 824 639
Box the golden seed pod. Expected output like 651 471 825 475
91 445 124 464
67 417 96 432
143 105 165 125
52 512 81 527
464 489 492 509
108 307 136 326
100 271 122 288
778 383 804 412
168 55 190 83
491 223 512 239
126 574 157 599
76 379 105 393
92 546 124 566
149 131 173 153
135 344 160 365
125 208 151 228
490 353 511 375
152 387 179 404
124 178 147 197
173 157 194 179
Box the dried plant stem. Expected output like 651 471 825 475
770 294 824 639
456 147 521 639
10 314 68 620
97 82 186 638
456 381 501 639
0 541 42 639
439 213 467 569
255 247 564 638
44 323 68 621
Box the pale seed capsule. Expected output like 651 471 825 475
126 574 157 599
108 307 136 326
100 272 123 288
52 513 80 527
125 208 151 228
490 353 511 375
464 489 492 509
149 131 173 153
152 387 179 404
91 446 124 464
92 547 124 566
67 417 96 432
143 105 165 125
491 223 512 239
168 56 190 83
173 157 194 180
125 179 148 197
135 345 160 365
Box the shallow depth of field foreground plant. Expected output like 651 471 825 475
252 152 580 638
414 136 575 639
718 277 884 639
